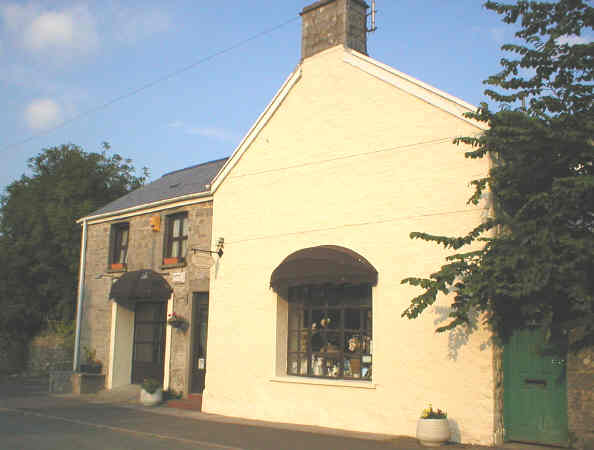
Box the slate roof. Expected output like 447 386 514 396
89 157 228 217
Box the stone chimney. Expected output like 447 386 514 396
300 0 369 60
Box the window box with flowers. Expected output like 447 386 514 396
109 263 126 271
163 257 182 266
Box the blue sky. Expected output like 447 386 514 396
0 1 553 192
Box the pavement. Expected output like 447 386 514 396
0 374 563 450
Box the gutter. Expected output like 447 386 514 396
76 190 212 224
73 218 88 372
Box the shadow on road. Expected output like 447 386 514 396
0 375 49 398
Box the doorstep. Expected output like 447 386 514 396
165 393 202 411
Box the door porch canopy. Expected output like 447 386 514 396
270 245 378 293
109 269 172 305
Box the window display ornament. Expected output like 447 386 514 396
347 335 361 352
311 314 332 330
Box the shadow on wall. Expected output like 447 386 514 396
432 306 490 361
449 418 461 443
0 334 26 374
80 289 109 373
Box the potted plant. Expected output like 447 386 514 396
140 378 162 406
167 312 186 329
416 404 450 447
163 389 183 401
80 346 102 374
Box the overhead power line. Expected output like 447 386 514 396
228 133 483 179
227 208 488 245
1 16 300 153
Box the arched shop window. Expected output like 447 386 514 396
288 284 372 380
270 245 377 381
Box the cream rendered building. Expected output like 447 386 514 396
71 1 590 446
203 0 495 445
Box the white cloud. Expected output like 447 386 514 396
25 11 75 51
26 6 98 55
168 122 239 144
1 3 98 59
556 34 591 46
1 3 171 63
112 7 171 44
24 98 63 130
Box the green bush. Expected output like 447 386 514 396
141 378 161 394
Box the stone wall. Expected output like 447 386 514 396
567 345 594 449
27 334 73 374
81 200 214 395
301 0 367 60
49 371 73 393
492 344 504 445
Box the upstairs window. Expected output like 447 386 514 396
110 223 129 269
287 284 372 381
164 212 188 263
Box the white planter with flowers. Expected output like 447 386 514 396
416 405 450 446
140 378 162 407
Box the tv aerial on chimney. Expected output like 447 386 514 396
367 0 378 33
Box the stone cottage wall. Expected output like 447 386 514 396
567 344 594 449
80 200 213 395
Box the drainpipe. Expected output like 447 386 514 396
73 218 88 372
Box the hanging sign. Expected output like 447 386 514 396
172 271 186 284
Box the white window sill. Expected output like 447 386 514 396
270 375 376 389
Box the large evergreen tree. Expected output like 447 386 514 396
0 143 147 340
401 0 593 350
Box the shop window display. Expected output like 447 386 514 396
287 284 372 381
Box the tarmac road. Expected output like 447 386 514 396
0 376 423 450
0 375 550 450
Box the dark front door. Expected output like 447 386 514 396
132 302 166 384
190 293 209 393
504 328 568 446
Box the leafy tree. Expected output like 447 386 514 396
0 143 147 340
401 0 593 350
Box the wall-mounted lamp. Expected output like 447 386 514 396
96 274 119 280
192 237 224 258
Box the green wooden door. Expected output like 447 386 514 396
504 328 568 446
